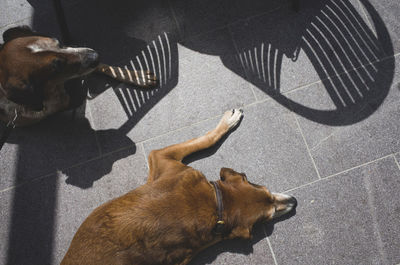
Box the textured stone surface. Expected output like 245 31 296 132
1 0 399 264
144 100 319 192
287 55 399 177
89 44 255 154
189 225 275 265
0 108 100 191
0 148 148 265
362 0 400 55
269 156 400 265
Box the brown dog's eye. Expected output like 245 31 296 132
51 58 66 72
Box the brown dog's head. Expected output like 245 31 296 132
219 167 297 239
0 26 99 109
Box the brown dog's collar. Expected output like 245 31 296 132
210 181 225 235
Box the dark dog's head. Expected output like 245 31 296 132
219 167 297 239
0 26 99 109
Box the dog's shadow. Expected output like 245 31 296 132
1 78 138 190
189 209 297 265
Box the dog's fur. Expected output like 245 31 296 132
0 26 156 126
61 109 297 265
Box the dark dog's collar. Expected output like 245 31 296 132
210 181 225 235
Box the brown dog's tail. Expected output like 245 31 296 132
95 63 157 88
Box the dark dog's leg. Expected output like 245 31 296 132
147 109 243 182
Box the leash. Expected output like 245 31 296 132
0 109 18 151
210 181 226 235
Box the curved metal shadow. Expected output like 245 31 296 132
182 0 395 125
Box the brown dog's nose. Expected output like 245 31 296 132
287 196 297 209
83 50 99 68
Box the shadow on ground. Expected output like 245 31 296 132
2 0 394 263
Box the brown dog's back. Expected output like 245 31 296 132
61 168 216 265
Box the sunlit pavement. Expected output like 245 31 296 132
0 0 399 264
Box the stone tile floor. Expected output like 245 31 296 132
0 0 399 264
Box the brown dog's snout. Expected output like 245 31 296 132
82 49 99 68
271 193 297 218
286 196 297 208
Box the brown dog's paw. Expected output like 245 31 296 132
218 108 243 131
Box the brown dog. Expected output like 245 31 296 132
0 26 156 126
61 109 297 265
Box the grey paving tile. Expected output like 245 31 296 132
89 43 255 154
0 147 148 265
170 0 239 40
0 0 33 28
230 0 386 100
0 7 62 42
0 105 100 191
362 0 400 55
269 156 400 265
62 0 179 64
144 99 318 192
189 225 275 265
0 174 59 265
53 148 148 264
181 27 237 57
286 55 399 177
170 0 293 40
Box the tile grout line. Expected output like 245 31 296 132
0 171 55 194
292 113 321 179
265 235 279 265
284 153 395 194
394 154 400 171
140 142 150 170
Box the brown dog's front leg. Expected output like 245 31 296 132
147 109 243 181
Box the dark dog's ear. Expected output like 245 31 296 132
3 26 36 43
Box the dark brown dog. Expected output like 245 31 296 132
61 109 297 265
0 26 156 126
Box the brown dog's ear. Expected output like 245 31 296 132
3 26 36 43
220 167 246 183
220 167 234 181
